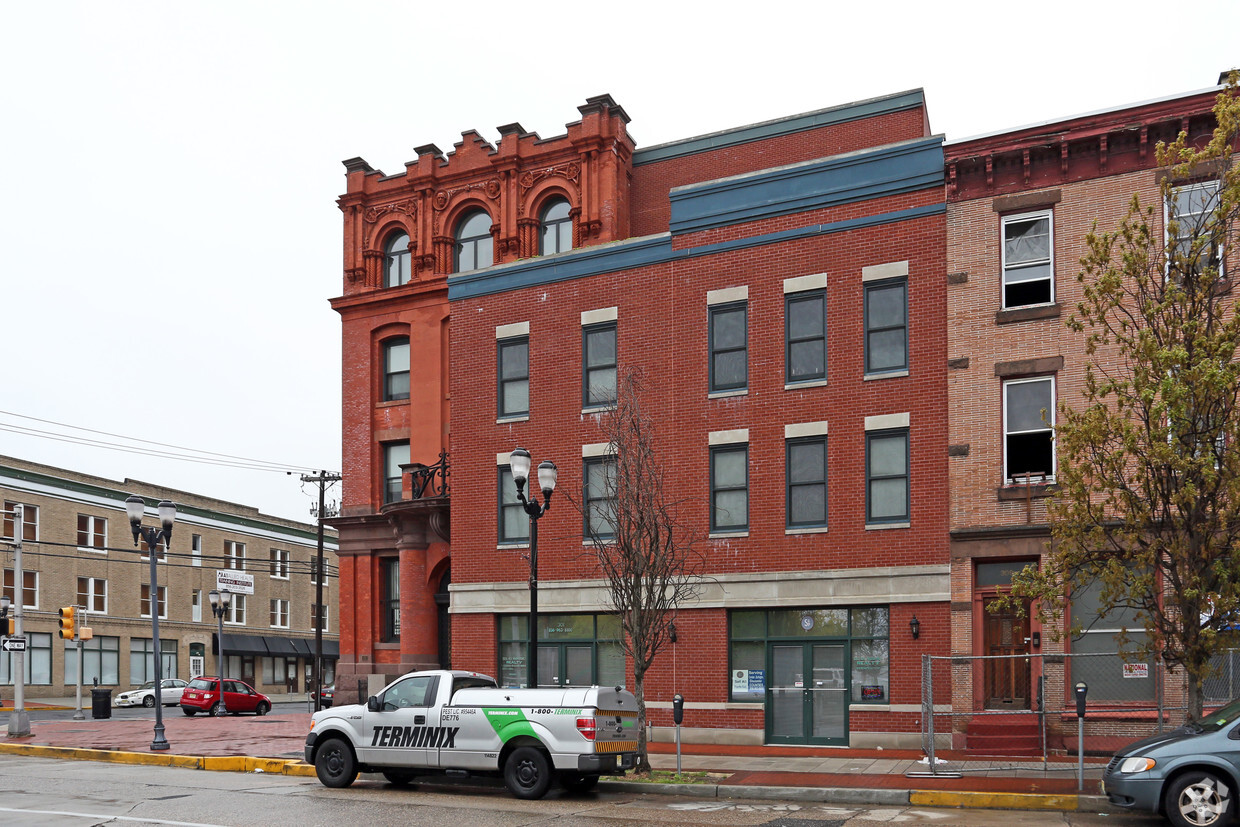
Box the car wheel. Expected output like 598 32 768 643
209 702 222 717
142 696 155 708
1165 771 1235 827
382 770 416 785
504 746 552 800
255 701 270 716
314 737 357 788
559 773 599 794
182 708 196 716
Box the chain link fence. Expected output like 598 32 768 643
917 651 1193 776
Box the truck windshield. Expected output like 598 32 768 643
1192 697 1240 732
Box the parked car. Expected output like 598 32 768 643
114 679 189 708
1102 695 1240 827
309 683 334 708
180 677 271 716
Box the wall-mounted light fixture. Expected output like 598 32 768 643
909 615 921 640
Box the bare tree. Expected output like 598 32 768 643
567 366 705 773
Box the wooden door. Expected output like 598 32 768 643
983 604 1031 709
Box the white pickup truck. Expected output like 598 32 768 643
304 669 639 799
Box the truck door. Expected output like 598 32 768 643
360 674 437 767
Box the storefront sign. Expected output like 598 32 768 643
748 669 764 692
861 685 885 700
1123 663 1149 679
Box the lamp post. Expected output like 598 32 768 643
125 494 175 752
509 447 557 689
208 588 232 714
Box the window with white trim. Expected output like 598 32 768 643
270 599 290 629
2 569 37 609
226 594 247 625
311 602 329 632
1003 376 1055 483
77 577 107 613
224 540 245 571
192 533 202 566
77 514 107 551
2 502 38 542
1002 211 1053 308
270 548 290 580
140 584 167 619
1167 180 1222 277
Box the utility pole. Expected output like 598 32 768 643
6 504 30 736
301 471 340 712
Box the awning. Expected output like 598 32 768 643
214 633 339 659
214 633 269 656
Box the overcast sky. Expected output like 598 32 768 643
1 1 1236 523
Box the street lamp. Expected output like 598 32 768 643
509 447 557 689
125 494 175 752
208 588 232 714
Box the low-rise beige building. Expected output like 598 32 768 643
0 455 338 699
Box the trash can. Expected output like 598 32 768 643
91 688 112 719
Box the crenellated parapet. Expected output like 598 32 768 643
336 95 634 295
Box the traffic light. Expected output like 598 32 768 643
58 606 76 640
4 617 11 635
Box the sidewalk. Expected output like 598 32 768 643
0 700 1112 812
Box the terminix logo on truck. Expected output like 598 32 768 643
370 725 460 748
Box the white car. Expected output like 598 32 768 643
114 679 189 708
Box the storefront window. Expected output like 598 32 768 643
1 632 51 684
498 613 624 688
66 636 120 685
1070 577 1155 703
729 607 890 703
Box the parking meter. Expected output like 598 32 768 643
1074 682 1088 791
672 693 684 725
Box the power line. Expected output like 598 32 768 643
1 539 339 578
0 410 321 474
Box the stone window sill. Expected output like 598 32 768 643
996 303 1061 324
997 482 1059 500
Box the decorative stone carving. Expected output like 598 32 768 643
363 200 417 224
433 180 501 211
518 162 581 191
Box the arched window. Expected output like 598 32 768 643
454 210 493 273
384 232 411 287
539 198 572 256
383 337 410 401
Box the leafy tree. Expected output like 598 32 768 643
566 367 705 772
1009 77 1240 717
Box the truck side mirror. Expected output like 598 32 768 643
1074 681 1088 718
367 695 381 712
672 693 684 725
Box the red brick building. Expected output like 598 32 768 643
944 82 1226 751
331 90 949 747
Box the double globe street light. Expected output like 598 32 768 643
124 495 175 752
509 447 557 689
207 588 233 715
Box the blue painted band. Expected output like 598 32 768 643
668 137 945 236
447 203 945 302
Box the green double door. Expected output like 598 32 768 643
766 642 848 745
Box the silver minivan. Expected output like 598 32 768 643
1103 696 1240 827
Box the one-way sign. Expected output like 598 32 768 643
2 637 27 652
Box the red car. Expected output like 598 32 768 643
180 677 271 716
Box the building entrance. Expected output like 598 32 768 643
766 642 847 745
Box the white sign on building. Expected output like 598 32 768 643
215 570 255 595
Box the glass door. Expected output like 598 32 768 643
766 642 848 745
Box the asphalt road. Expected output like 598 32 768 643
0 755 1168 827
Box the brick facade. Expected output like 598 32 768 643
335 90 949 747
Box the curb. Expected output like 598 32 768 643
0 742 1105 812
0 742 315 778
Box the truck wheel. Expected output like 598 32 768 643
315 737 358 788
1165 771 1234 827
382 770 416 786
504 746 552 800
559 773 599 793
